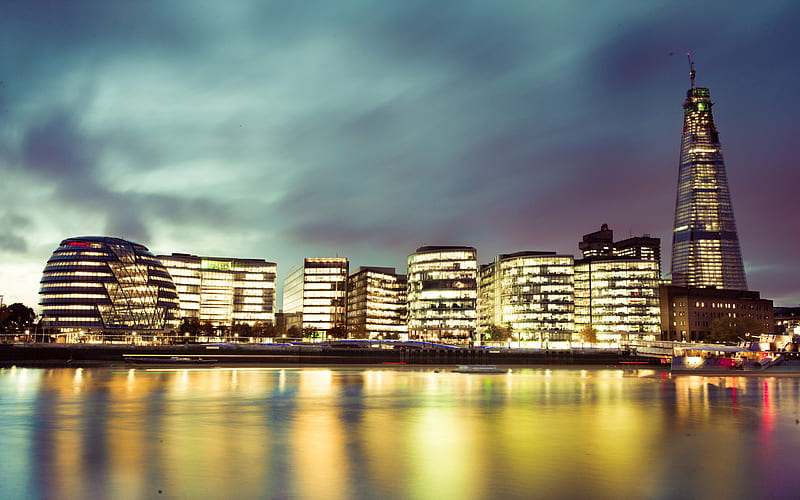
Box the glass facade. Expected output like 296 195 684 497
156 254 276 326
478 252 574 343
407 246 477 342
671 83 747 290
346 267 408 339
574 259 661 341
282 258 348 332
39 237 179 336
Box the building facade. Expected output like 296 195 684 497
575 226 661 342
346 267 407 339
407 246 477 342
478 252 574 344
660 286 774 341
574 258 661 342
670 68 747 290
156 253 277 326
282 258 348 334
39 236 179 338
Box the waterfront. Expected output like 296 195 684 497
2 366 800 500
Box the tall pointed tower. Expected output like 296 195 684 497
670 57 747 290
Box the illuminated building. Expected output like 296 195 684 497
575 226 661 342
478 251 574 343
660 286 773 341
39 236 178 338
282 258 348 333
156 253 276 326
670 63 747 290
774 307 800 336
407 246 477 342
579 224 661 274
346 267 407 339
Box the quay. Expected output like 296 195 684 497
0 341 664 367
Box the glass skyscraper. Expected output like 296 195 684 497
670 70 747 290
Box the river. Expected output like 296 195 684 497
2 365 799 499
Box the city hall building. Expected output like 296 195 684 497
39 236 179 340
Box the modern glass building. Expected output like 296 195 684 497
39 236 179 338
670 67 747 290
478 252 574 344
575 226 661 342
156 253 277 326
574 259 661 342
346 267 407 339
407 246 477 342
282 258 348 333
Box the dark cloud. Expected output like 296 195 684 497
0 0 798 307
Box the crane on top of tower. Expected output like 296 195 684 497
687 52 696 88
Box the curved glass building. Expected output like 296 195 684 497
39 237 179 338
407 246 477 342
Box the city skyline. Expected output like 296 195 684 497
1 2 799 309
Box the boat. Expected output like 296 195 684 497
452 365 507 374
671 336 800 374
123 356 218 365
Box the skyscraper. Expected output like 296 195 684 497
670 61 747 290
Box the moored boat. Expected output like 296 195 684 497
671 335 800 374
124 356 217 365
452 365 507 374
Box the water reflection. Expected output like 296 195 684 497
2 366 800 499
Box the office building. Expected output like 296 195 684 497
575 227 661 342
660 286 773 341
774 307 800 336
346 267 407 339
579 224 661 274
478 252 574 344
670 64 747 290
156 253 277 326
39 236 179 338
282 258 348 333
407 246 477 342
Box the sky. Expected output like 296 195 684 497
1 0 799 310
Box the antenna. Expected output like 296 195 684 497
687 52 696 88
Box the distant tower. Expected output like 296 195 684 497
670 57 747 290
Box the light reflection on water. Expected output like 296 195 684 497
2 366 800 500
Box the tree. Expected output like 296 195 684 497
178 318 201 342
708 316 764 343
577 326 598 344
252 321 276 338
200 321 216 338
485 324 511 341
328 325 346 339
0 303 36 336
232 323 252 341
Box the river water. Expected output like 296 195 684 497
1 365 799 500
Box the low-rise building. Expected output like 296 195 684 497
282 258 348 334
157 253 276 327
660 286 775 341
407 246 478 343
346 267 407 339
478 251 574 344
